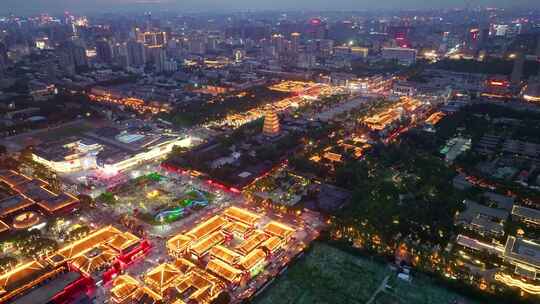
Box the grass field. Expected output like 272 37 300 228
374 274 480 304
253 242 479 304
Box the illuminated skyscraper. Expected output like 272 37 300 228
306 18 327 40
262 112 280 137
138 31 167 47
233 49 245 63
290 32 301 53
271 34 286 54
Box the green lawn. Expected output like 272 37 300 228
254 242 478 304
375 274 480 304
254 242 390 304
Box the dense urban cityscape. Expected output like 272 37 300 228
0 1 539 303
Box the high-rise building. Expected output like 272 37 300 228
58 42 88 71
297 52 317 69
188 36 206 55
479 27 490 50
127 40 146 67
328 21 355 44
147 47 166 72
381 47 417 65
58 51 75 75
306 39 334 57
262 112 280 137
0 42 8 72
163 59 178 73
536 35 540 57
262 40 278 59
290 32 301 53
72 45 88 68
389 26 411 48
233 49 246 63
207 35 219 51
271 34 286 54
138 31 167 47
306 18 327 40
95 40 113 64
492 24 509 37
467 28 480 53
511 53 524 85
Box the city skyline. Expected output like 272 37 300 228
1 0 539 14
0 3 540 304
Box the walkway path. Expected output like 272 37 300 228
366 275 390 304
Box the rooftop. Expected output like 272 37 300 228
263 221 295 240
504 237 540 270
110 275 140 304
144 263 184 296
239 249 267 271
186 216 227 240
10 271 81 304
456 200 509 223
0 260 61 303
223 206 260 226
206 259 242 284
0 170 79 217
512 205 540 225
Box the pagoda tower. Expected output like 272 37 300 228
262 111 280 136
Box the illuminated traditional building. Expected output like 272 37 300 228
190 231 226 260
186 215 227 241
236 230 268 256
223 206 260 227
262 111 280 137
167 234 193 258
209 245 242 265
0 260 65 303
48 226 149 281
260 236 285 255
70 244 119 276
222 221 252 239
144 263 184 300
263 221 295 242
206 259 243 284
0 226 146 303
110 275 141 304
174 258 196 274
0 220 9 234
175 270 225 303
239 249 267 277
153 207 300 303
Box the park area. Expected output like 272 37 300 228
254 242 478 304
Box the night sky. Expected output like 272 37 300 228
1 0 539 14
